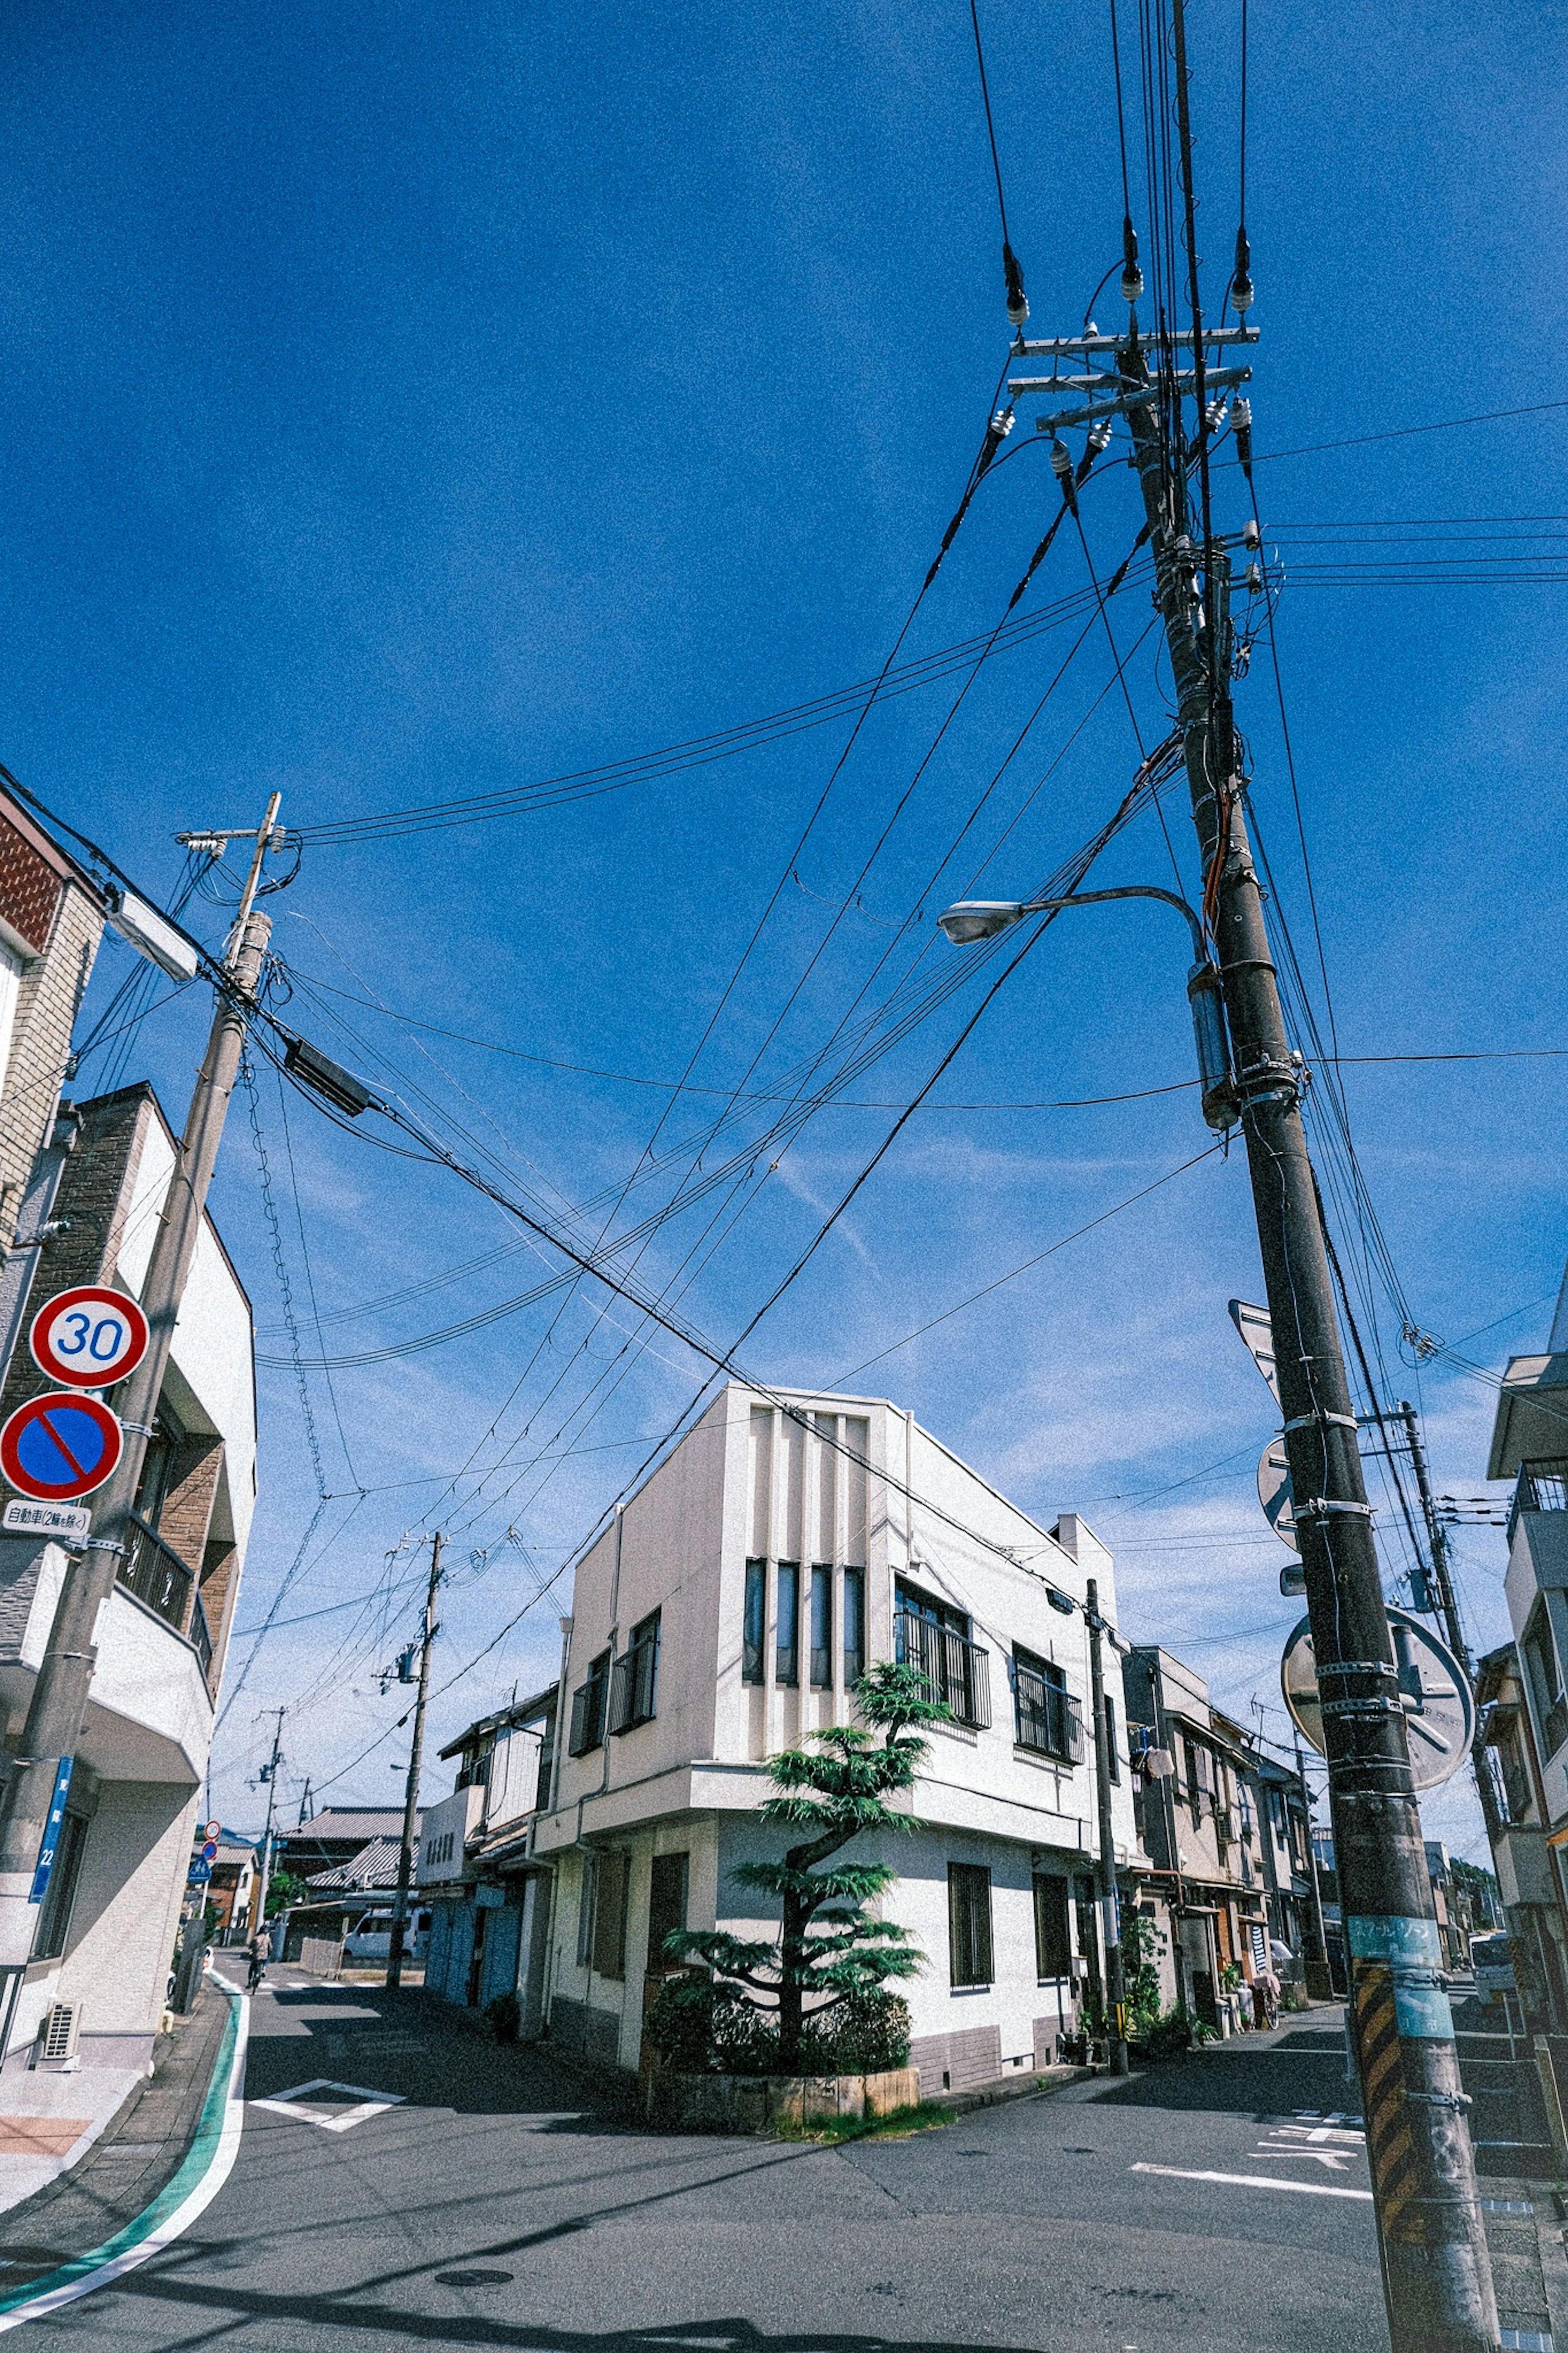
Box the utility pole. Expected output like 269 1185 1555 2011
1084 1577 1127 2075
1102 167 1500 2353
0 797 284 1981
386 1531 441 1989
1293 1733 1335 2000
1399 1403 1471 1677
252 1707 285 1947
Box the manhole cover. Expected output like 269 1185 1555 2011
435 2269 514 2288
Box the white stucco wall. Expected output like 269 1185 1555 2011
113 1106 257 1556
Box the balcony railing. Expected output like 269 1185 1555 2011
894 1611 991 1729
1512 1461 1568 1540
1012 1662 1081 1761
120 1513 194 1633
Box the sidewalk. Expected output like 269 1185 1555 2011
0 1980 230 2297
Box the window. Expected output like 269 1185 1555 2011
743 1559 766 1684
568 1650 611 1755
33 1811 87 1963
577 1858 596 1965
1103 1693 1121 1784
897 1581 991 1729
810 1567 833 1688
534 1712 556 1811
948 1862 993 1988
1526 1602 1568 1759
646 1851 689 1972
1184 1736 1207 1824
843 1566 865 1687
611 1610 660 1733
592 1850 629 1980
1032 1870 1071 1981
1012 1645 1081 1762
776 1562 800 1686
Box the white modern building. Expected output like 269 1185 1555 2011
0 1080 257 2076
531 1383 1140 2096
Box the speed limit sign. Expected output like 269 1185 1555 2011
29 1288 149 1389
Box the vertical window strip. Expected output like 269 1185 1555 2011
742 1559 766 1684
810 1565 833 1688
776 1562 800 1687
842 1565 865 1687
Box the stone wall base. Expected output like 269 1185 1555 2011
652 2065 920 2134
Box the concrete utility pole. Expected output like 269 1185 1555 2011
1293 1733 1335 2001
1109 269 1498 2353
386 1530 441 1989
0 797 282 1977
252 1707 285 1945
1084 1577 1127 2074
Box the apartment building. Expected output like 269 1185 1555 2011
1481 1264 1568 2023
530 1383 1140 2097
1122 1647 1273 2026
0 1080 256 2073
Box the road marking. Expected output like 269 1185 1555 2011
250 2078 405 2133
1131 2162 1374 2202
0 1969 249 2332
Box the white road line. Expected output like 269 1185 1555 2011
0 1972 250 2332
1131 2162 1373 2202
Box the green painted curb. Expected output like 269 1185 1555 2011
0 1976 241 2317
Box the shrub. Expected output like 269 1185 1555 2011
485 1991 521 2043
799 1991 911 2075
1140 2005 1198 2059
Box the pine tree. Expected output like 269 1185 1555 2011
664 1662 950 2072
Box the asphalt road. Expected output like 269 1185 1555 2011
31 1966 1382 2353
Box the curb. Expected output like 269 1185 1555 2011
0 1971 249 2333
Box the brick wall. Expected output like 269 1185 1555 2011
0 1087 151 1432
0 884 104 1252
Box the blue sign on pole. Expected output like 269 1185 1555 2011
187 1860 212 1887
29 1756 74 1905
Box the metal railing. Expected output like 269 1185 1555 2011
1012 1660 1079 1760
894 1611 991 1729
1511 1460 1568 1540
120 1512 194 1634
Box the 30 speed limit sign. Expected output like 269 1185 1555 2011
29 1287 149 1389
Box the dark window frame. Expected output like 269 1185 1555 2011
33 1809 88 1963
1032 1868 1071 1982
810 1565 833 1688
776 1561 800 1688
1011 1644 1081 1762
568 1649 612 1756
742 1558 766 1684
611 1610 661 1734
842 1565 865 1687
947 1860 994 1988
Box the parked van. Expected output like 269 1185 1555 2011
1470 1930 1515 2001
343 1907 432 1963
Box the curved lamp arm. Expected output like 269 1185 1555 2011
937 883 1206 963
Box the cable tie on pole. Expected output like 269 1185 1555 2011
1296 1497 1375 1521
1282 1411 1359 1433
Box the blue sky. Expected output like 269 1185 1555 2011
2 2 1564 1854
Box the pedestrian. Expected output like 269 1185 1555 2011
1252 1966 1280 2030
245 1934 267 1993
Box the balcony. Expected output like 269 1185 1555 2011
1512 1460 1568 1541
119 1513 213 1683
894 1611 991 1730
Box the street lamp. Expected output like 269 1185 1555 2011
937 885 1238 1133
937 879 1241 2076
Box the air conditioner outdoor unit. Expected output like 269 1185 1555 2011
36 2000 82 2071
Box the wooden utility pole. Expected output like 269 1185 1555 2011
386 1531 441 1989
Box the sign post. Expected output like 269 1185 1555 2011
29 1758 74 1907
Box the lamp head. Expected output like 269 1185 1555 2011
937 900 1026 945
